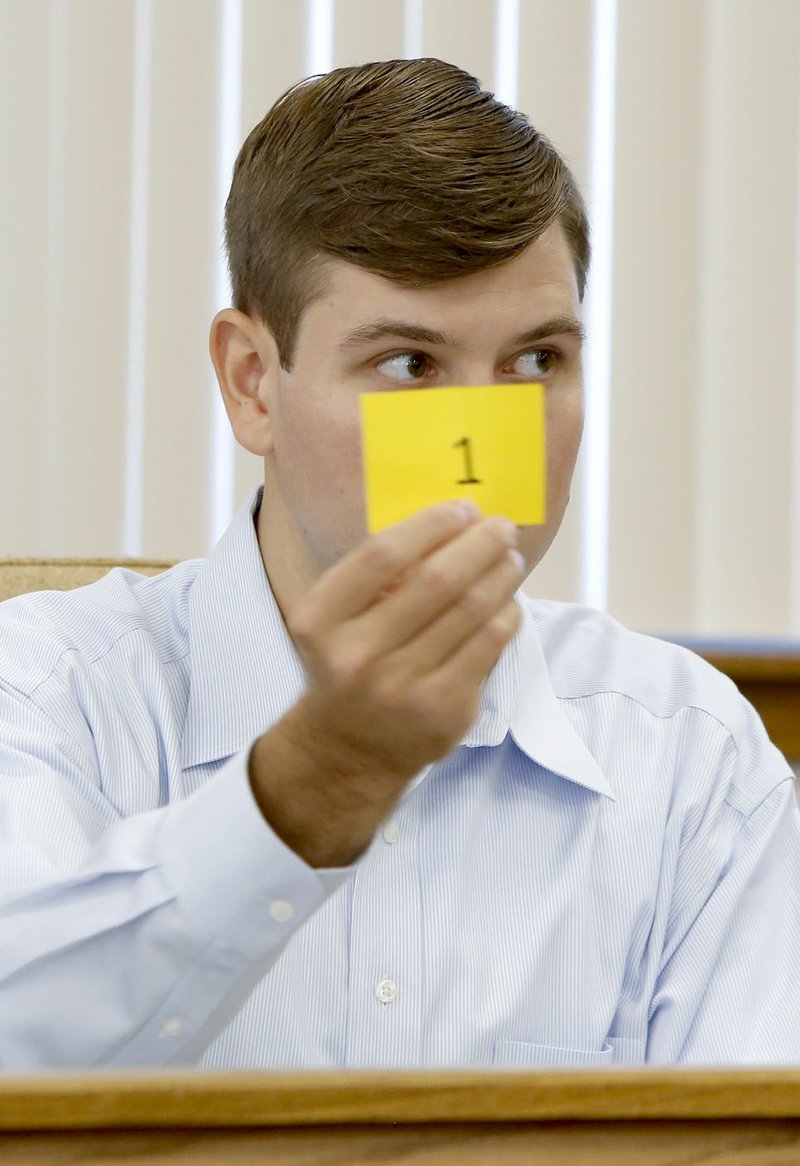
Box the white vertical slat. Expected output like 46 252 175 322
579 0 617 613
492 0 519 107
0 0 53 554
403 0 423 58
208 0 243 548
307 0 334 74
123 0 152 557
516 0 594 607
694 0 800 635
605 0 704 634
794 86 800 636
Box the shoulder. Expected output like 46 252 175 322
0 560 203 697
523 596 739 719
521 596 792 812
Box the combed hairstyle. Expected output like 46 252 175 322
225 58 590 368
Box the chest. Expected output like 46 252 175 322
200 747 661 1069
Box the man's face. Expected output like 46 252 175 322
259 222 584 589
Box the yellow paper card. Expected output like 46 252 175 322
361 383 546 532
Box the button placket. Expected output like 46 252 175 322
344 803 422 1066
375 978 398 1004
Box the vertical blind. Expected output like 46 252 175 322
1 0 798 638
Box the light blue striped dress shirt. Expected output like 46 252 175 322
0 489 799 1069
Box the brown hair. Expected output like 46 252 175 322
225 58 590 368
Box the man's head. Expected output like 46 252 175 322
224 58 590 369
212 59 589 612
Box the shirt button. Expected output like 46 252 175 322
269 899 295 923
375 978 398 1004
382 818 400 845
159 1017 183 1038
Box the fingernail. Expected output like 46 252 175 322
454 499 480 520
498 517 519 545
510 549 526 576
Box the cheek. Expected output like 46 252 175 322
515 394 582 570
546 393 584 487
281 388 362 480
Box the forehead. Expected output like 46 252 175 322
298 223 580 348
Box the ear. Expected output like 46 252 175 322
209 309 280 456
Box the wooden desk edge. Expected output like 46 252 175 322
1 1069 800 1129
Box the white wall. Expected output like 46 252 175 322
1 0 799 639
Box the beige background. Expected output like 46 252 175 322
1 0 799 639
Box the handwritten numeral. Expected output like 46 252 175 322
453 436 481 485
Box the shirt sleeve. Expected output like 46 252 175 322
646 700 800 1064
0 688 350 1069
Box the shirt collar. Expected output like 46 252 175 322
459 598 613 798
183 489 613 799
508 601 614 798
182 489 306 768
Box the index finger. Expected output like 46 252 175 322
311 500 480 626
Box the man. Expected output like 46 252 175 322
0 58 798 1069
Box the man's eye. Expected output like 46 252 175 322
512 349 558 378
376 352 432 382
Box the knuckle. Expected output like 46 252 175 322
508 602 523 632
362 535 403 578
456 585 491 622
481 621 507 655
485 516 517 551
484 604 520 648
287 598 323 644
418 560 459 602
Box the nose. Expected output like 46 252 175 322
446 366 496 388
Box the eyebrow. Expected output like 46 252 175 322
338 314 586 350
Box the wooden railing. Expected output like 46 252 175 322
1 1070 800 1163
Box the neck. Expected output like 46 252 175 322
256 486 321 627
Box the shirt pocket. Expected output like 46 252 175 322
493 1040 614 1067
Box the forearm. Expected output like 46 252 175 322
0 752 348 1068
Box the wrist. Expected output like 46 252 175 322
247 703 407 868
